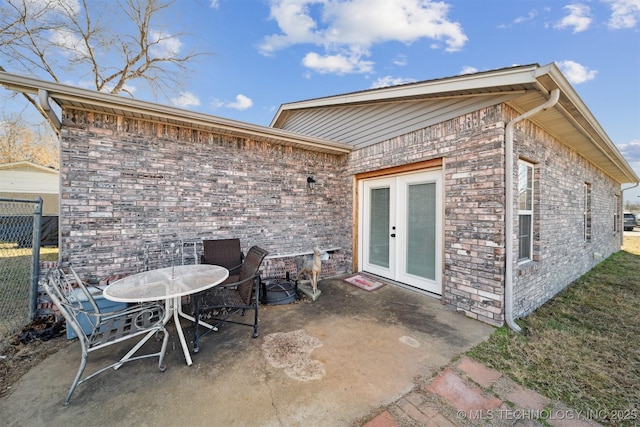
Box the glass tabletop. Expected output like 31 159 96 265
103 264 229 303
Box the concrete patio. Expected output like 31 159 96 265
0 276 494 426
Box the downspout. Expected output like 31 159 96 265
504 88 560 333
621 183 639 200
37 89 61 134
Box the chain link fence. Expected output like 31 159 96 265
0 198 42 349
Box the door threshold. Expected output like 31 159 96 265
361 272 442 300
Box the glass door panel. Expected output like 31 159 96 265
406 182 436 280
369 187 390 268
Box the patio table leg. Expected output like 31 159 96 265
113 299 174 369
117 298 193 367
177 304 218 333
172 296 193 366
117 296 223 368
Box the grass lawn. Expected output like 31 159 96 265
468 234 640 426
0 244 58 293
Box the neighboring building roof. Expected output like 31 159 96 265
0 160 58 174
0 72 352 156
271 63 638 185
0 161 59 194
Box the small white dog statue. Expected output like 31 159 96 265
298 247 326 295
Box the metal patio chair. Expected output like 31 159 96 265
43 267 169 405
192 245 268 353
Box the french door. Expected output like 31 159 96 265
360 170 442 295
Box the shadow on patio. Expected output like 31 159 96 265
0 276 493 426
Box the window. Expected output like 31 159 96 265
518 161 534 262
584 183 591 242
614 195 620 232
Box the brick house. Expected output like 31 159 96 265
1 63 637 327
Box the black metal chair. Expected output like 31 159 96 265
192 245 268 353
43 267 168 405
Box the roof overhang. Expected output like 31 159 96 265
0 72 352 155
0 160 58 173
271 63 638 184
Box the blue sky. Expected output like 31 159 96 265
3 0 640 201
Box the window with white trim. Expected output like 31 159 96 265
584 183 592 242
614 195 620 232
517 160 534 262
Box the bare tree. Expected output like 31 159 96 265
0 0 204 98
0 0 206 166
0 109 59 169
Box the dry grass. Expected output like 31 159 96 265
468 234 640 426
0 246 67 398
622 232 640 254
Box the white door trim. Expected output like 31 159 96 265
358 169 443 295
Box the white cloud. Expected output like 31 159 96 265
602 0 640 29
370 76 416 88
393 54 408 67
514 9 538 24
259 0 321 55
556 60 597 84
555 4 592 33
618 139 640 162
499 7 553 29
25 0 81 16
260 0 467 75
170 92 201 108
302 52 373 74
227 94 253 110
77 80 137 95
119 83 137 95
460 66 478 75
49 28 90 59
149 30 183 58
209 0 220 9
213 94 253 110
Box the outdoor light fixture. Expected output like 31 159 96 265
307 176 316 190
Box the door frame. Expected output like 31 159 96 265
353 158 444 292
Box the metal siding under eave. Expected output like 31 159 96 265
279 94 519 149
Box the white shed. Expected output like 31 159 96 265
0 161 59 215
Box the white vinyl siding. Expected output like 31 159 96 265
278 94 519 149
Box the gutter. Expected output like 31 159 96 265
504 88 560 333
622 183 640 197
622 183 640 239
38 89 61 134
0 71 352 155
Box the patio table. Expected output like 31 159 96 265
103 264 229 366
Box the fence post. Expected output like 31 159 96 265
29 197 43 320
